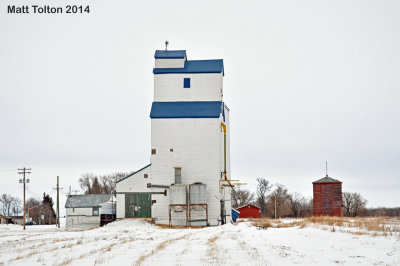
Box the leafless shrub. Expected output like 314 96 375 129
256 178 272 217
232 188 255 209
342 192 367 217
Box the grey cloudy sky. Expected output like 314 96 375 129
1 0 399 210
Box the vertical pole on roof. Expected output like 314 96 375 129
326 161 328 177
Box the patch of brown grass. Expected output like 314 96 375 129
251 219 273 229
134 234 189 266
208 235 219 244
27 250 39 257
154 223 203 229
57 257 72 266
250 216 400 237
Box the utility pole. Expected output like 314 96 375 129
53 176 63 228
18 167 31 230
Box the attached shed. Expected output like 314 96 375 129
313 176 343 216
116 164 152 219
65 194 112 230
238 205 260 218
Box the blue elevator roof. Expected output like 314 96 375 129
154 50 187 59
153 60 224 75
150 101 222 119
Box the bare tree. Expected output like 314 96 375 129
0 194 20 216
268 184 290 218
79 172 128 194
11 197 22 216
232 188 255 209
342 192 367 217
79 173 96 194
288 192 307 218
256 178 272 217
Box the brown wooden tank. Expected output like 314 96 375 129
313 176 342 216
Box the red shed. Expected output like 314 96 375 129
313 175 343 216
238 204 260 218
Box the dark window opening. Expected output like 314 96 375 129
175 167 181 184
183 78 190 88
144 174 148 178
152 149 156 155
170 148 173 152
93 207 99 216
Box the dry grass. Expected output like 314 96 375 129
56 257 72 266
251 219 273 229
154 223 203 229
134 234 189 266
208 235 219 244
250 216 400 237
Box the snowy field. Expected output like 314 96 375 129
0 218 399 266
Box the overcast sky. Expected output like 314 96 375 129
1 0 399 213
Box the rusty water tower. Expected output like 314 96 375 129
313 163 343 216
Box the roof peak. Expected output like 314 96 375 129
313 176 342 183
154 50 186 59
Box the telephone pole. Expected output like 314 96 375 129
53 176 63 228
18 167 31 230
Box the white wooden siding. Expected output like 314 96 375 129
155 59 185 68
116 166 152 193
65 207 101 230
154 73 223 102
150 116 230 225
116 166 152 218
66 207 99 216
116 194 125 218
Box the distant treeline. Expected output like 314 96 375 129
367 207 400 217
233 177 399 218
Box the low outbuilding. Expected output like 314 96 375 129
238 204 260 218
10 216 24 225
65 194 113 230
0 214 12 224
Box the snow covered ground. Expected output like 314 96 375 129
0 218 399 266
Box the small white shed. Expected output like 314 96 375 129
65 194 112 230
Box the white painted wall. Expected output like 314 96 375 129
155 58 185 68
66 207 96 216
154 73 223 102
116 165 152 218
65 207 101 230
66 216 100 230
116 166 152 193
116 193 125 219
150 116 230 226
